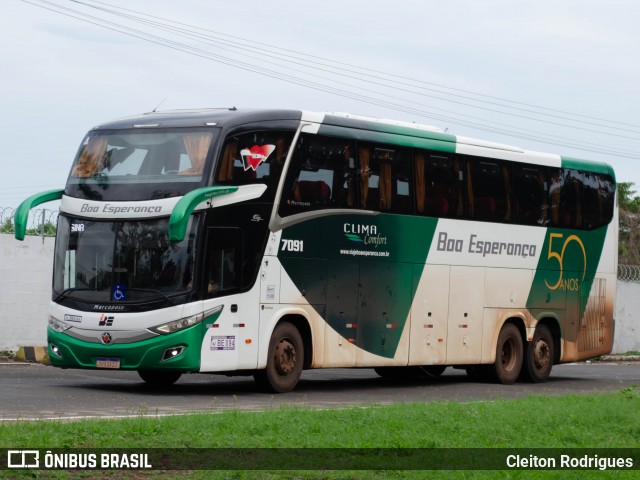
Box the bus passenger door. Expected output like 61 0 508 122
200 227 259 372
408 264 449 366
446 266 485 365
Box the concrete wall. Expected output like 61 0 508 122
0 233 54 351
0 232 638 354
613 281 640 353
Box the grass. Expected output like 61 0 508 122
1 389 639 479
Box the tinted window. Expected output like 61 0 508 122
359 144 412 214
549 168 583 228
598 175 615 226
466 158 511 222
204 227 243 298
513 165 547 226
415 152 464 218
216 130 294 200
279 134 357 216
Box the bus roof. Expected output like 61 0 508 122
91 108 615 180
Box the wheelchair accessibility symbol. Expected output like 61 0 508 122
112 284 127 301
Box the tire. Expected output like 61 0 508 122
138 370 182 386
494 323 523 385
522 324 554 383
422 365 446 377
465 365 493 382
254 322 303 393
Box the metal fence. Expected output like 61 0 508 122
0 207 58 237
618 264 640 283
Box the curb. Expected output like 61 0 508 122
598 355 640 362
6 349 637 366
14 346 50 365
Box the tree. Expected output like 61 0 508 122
1 217 14 234
618 182 640 212
618 182 640 265
25 221 57 237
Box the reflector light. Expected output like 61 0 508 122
162 346 185 361
49 343 62 358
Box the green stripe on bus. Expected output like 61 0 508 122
561 156 616 182
317 125 456 154
526 225 608 341
322 114 457 145
279 214 439 358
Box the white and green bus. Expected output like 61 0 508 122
15 109 617 392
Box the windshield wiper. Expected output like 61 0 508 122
53 288 95 303
125 288 176 305
54 287 178 305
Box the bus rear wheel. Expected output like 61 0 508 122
138 370 182 386
494 323 523 384
254 322 303 393
522 324 554 383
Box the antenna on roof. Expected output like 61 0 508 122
152 98 167 113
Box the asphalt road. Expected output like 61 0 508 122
1 362 638 420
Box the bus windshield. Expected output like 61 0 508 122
53 215 200 305
65 128 219 201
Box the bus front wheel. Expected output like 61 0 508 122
254 322 303 393
522 324 554 383
494 323 523 384
138 370 182 386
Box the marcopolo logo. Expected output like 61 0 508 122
93 305 127 311
98 314 114 327
343 223 387 248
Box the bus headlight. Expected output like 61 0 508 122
48 315 72 333
148 306 223 335
149 313 204 335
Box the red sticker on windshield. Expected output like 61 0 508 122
240 144 275 171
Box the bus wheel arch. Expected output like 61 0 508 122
494 320 525 385
278 314 313 370
254 314 311 393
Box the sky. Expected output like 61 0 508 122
1 0 639 211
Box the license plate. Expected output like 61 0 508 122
211 335 235 351
96 358 121 369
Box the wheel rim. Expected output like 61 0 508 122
501 338 517 372
533 338 550 370
274 338 297 376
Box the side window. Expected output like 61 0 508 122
550 169 615 230
358 144 412 214
216 130 294 200
204 227 242 298
598 175 615 227
415 151 464 218
549 169 583 228
513 165 547 226
466 157 511 222
582 171 601 229
279 134 357 216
